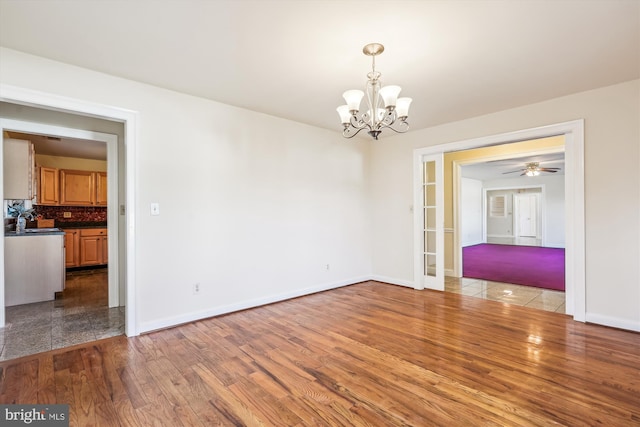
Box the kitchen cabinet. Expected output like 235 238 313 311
57 169 107 206
79 228 108 266
63 229 80 267
38 166 59 205
60 169 94 205
3 138 35 200
95 172 108 206
5 233 65 306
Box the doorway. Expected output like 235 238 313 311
1 122 122 359
0 84 138 338
413 120 585 321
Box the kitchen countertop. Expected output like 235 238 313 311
5 228 66 237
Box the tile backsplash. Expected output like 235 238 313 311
35 205 107 223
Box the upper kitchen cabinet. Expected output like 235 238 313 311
3 138 35 200
95 172 107 206
58 169 107 206
37 166 59 205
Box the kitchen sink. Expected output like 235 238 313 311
25 228 61 233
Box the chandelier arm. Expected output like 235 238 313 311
342 126 368 139
379 119 410 134
348 112 373 131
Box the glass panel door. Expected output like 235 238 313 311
421 155 444 290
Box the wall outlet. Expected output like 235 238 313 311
325 264 330 271
63 212 72 218
193 283 201 295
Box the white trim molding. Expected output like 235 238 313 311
140 276 371 334
0 83 139 336
412 120 585 323
585 313 640 333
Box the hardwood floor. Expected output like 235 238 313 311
1 281 639 426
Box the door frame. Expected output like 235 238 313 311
0 83 139 336
413 119 585 322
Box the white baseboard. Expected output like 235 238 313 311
585 312 640 332
544 242 565 249
139 276 640 335
462 240 484 247
138 275 371 334
369 275 415 288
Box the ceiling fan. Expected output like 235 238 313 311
503 162 561 177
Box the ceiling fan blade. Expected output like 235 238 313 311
539 168 560 172
502 169 525 174
520 172 527 176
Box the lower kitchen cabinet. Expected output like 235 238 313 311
5 234 65 306
80 228 108 266
62 228 107 267
63 229 80 267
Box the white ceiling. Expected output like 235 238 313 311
0 0 638 139
6 131 106 160
461 152 565 181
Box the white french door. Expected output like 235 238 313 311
515 193 538 238
414 153 444 290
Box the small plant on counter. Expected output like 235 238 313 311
7 201 37 233
7 200 38 220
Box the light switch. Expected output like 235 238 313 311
150 203 160 216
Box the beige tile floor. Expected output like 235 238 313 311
0 268 124 361
445 276 566 313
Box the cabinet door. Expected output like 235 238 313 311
3 138 34 200
60 169 94 205
95 172 108 206
63 229 80 267
38 167 59 205
80 236 103 266
79 228 108 266
102 236 108 264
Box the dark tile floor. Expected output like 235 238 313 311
0 268 124 361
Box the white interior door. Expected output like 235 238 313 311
416 154 444 290
516 193 538 237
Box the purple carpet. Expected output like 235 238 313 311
463 244 565 291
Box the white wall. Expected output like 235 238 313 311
1 47 639 333
460 177 483 246
483 174 565 247
0 48 372 333
370 79 640 331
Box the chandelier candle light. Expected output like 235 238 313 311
337 43 412 140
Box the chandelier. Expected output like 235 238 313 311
337 43 412 140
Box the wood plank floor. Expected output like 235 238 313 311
1 281 639 426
